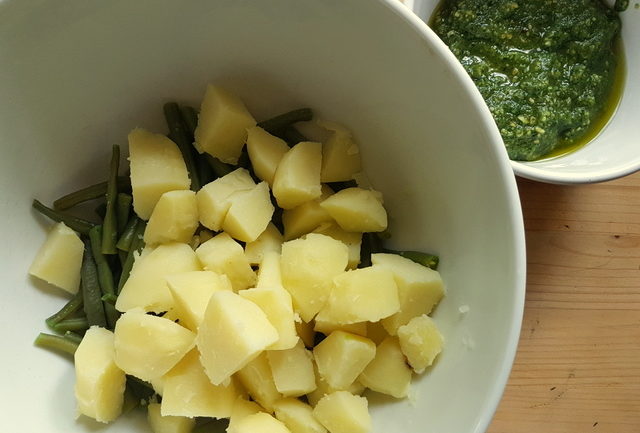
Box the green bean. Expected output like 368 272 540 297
116 193 132 236
51 317 89 333
179 105 199 137
45 290 83 327
63 331 83 345
34 332 79 356
116 217 139 252
32 199 96 235
359 232 385 268
81 241 107 328
205 154 234 178
101 293 118 305
257 108 313 134
94 202 107 220
53 177 130 210
384 249 440 270
89 225 119 328
126 375 156 403
117 221 146 294
279 125 308 146
164 102 201 191
102 145 120 255
177 105 214 185
326 180 357 192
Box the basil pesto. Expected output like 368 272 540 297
431 0 622 161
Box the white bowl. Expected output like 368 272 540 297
0 1 526 432
412 0 640 184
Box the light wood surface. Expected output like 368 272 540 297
488 172 640 433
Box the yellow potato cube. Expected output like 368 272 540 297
239 286 298 350
295 320 315 349
29 222 83 294
256 251 284 289
358 337 411 398
273 398 327 433
397 314 444 374
223 181 275 242
312 391 371 433
166 270 232 332
143 190 198 246
195 232 256 292
280 234 349 322
196 168 255 231
313 223 362 270
319 266 399 324
116 243 201 313
235 412 291 433
267 340 316 397
307 361 365 407
319 187 387 232
227 397 263 433
282 185 334 241
245 223 283 266
372 253 445 335
313 315 367 337
246 126 290 185
147 402 195 433
128 128 190 220
197 291 278 385
313 331 375 390
235 352 282 412
74 327 125 423
113 309 195 382
319 123 362 183
272 141 322 209
194 85 256 164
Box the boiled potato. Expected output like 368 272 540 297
74 327 125 423
272 141 322 209
196 168 255 231
313 331 375 391
235 412 291 433
147 402 195 433
143 190 198 246
245 223 283 266
313 222 361 269
128 128 190 219
313 316 367 337
246 126 290 185
256 250 284 289
227 397 263 433
29 222 83 294
318 121 362 183
307 361 365 407
319 187 387 232
235 352 282 412
358 337 411 398
197 291 278 385
267 340 316 397
195 232 256 291
282 185 334 241
397 314 444 374
194 85 256 164
273 398 327 433
222 181 275 242
312 391 371 433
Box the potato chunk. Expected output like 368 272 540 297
282 185 334 241
128 128 190 219
397 314 444 374
29 222 83 294
313 316 367 337
319 187 387 232
313 331 375 390
114 309 195 382
280 234 349 322
267 340 316 397
143 190 198 246
197 291 278 385
228 398 263 433
116 243 201 313
312 391 371 433
358 337 411 398
235 412 291 433
245 223 283 266
223 181 275 242
272 141 322 209
307 361 365 407
235 352 282 412
273 398 327 433
313 223 362 270
147 402 195 433
195 232 256 291
246 126 290 185
319 122 362 183
196 168 255 231
74 327 125 423
194 85 256 164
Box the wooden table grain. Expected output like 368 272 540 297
488 172 640 433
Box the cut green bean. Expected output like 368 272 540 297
81 241 107 328
257 108 313 134
102 145 120 255
384 249 440 270
116 217 139 252
117 221 146 294
205 154 234 178
179 105 199 137
53 177 131 210
126 375 156 403
51 317 89 333
32 199 96 235
94 202 107 220
63 331 83 345
116 193 132 236
102 293 118 305
164 102 201 191
34 332 79 356
359 232 385 268
279 125 308 146
89 225 119 328
45 290 83 327
326 179 357 192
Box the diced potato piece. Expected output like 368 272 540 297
313 316 367 337
280 234 349 322
358 337 411 398
235 352 282 412
267 340 316 397
166 270 232 331
116 243 201 313
273 398 327 433
196 232 256 291
272 141 322 209
313 223 362 270
74 327 125 423
313 331 375 390
161 349 239 418
197 291 278 385
307 361 365 407
194 85 256 164
114 309 195 382
397 314 444 374
319 123 362 183
144 190 198 246
147 402 195 433
228 397 263 433
246 126 290 185
372 253 445 335
312 391 371 433
295 320 315 349
366 321 389 345
239 286 298 350
223 181 275 242
256 251 284 289
245 223 283 266
319 266 399 324
319 187 387 232
29 222 83 294
235 412 291 433
282 185 334 241
128 128 190 219
196 168 255 231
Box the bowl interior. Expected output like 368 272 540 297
0 1 525 432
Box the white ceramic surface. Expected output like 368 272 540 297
413 0 640 184
0 1 526 432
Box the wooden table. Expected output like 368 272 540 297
488 172 640 433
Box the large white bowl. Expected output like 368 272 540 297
412 0 640 184
0 1 526 432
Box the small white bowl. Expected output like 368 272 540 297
412 0 640 184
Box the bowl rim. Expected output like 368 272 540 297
381 1 527 431
512 160 640 185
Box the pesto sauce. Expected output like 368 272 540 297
431 0 622 161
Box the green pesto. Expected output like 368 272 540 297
431 0 622 161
